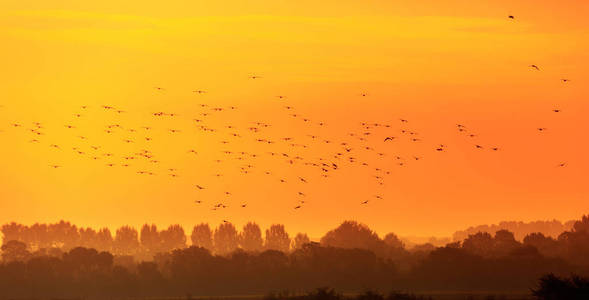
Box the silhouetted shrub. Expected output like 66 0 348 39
531 273 589 300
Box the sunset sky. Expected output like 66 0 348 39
0 0 588 239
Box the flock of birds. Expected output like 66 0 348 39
0 15 573 217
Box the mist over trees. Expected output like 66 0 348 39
452 219 576 242
292 233 311 250
240 222 264 252
1 215 589 297
191 223 213 250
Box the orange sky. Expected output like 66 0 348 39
0 0 588 239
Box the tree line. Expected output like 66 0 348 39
1 221 312 260
452 219 576 242
0 215 588 297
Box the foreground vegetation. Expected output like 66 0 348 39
1 215 589 298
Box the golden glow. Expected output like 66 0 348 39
0 0 588 238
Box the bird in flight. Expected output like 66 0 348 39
508 15 515 20
561 79 570 83
553 109 561 113
529 65 540 71
384 137 395 142
361 200 369 205
192 90 207 94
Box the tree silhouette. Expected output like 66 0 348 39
79 227 100 250
265 224 291 252
462 232 494 257
214 222 239 255
524 232 561 257
453 219 575 242
292 232 311 250
160 224 187 252
140 224 160 256
1 222 27 245
1 240 31 262
113 226 139 256
532 273 589 300
321 221 387 257
95 227 113 252
49 220 80 250
62 247 113 273
557 230 589 265
190 223 213 250
383 233 404 249
573 215 589 233
30 223 50 249
240 222 264 252
493 229 520 256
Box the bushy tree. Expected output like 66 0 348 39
140 224 160 255
462 232 494 257
113 226 139 256
191 223 213 250
160 224 186 252
1 240 31 262
292 233 311 250
532 273 589 300
265 224 291 253
214 222 239 255
320 221 387 257
240 222 263 252
95 227 113 252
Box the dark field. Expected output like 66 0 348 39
82 291 534 300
